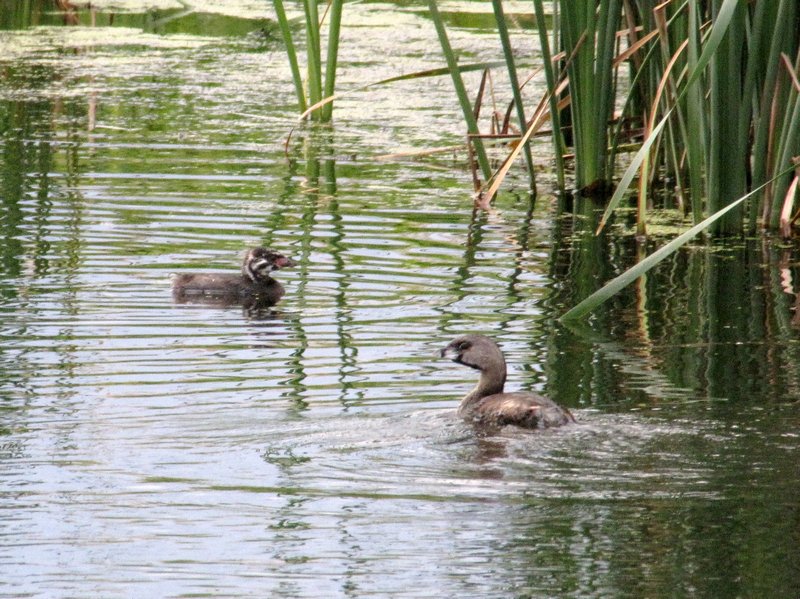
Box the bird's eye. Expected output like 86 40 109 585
457 341 471 352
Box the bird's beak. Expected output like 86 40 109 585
273 255 297 270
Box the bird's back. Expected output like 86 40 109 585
172 273 284 303
466 391 575 429
173 272 247 296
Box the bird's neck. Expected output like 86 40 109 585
458 369 505 416
243 268 274 285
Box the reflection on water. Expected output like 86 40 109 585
1 3 800 598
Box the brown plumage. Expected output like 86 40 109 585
172 247 296 307
440 334 575 430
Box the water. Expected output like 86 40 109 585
2 2 799 598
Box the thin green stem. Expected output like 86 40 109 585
532 0 565 190
426 0 492 183
492 0 536 193
273 0 307 114
322 0 344 122
303 0 323 117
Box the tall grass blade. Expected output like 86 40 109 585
558 0 621 190
766 54 800 228
708 0 747 235
596 0 740 235
481 88 555 202
479 33 582 201
593 0 622 185
752 0 796 215
298 62 507 120
321 0 344 122
532 0 565 189
273 0 307 113
302 0 323 117
426 0 492 183
285 61 507 148
684 0 704 224
491 0 536 193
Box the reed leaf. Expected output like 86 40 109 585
596 0 740 235
481 88 555 202
532 0 565 189
302 0 323 112
426 0 492 183
684 0 705 224
708 0 747 235
739 0 771 188
558 0 622 190
766 53 800 228
752 0 796 217
273 0 340 122
491 0 536 192
272 0 307 113
476 31 581 202
321 0 344 122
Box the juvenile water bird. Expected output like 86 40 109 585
172 247 296 307
440 334 575 430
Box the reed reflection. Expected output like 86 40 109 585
544 197 800 410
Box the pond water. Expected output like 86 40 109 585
1 2 799 598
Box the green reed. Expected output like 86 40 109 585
605 0 799 236
491 0 536 192
532 0 565 190
426 0 493 185
467 0 799 238
272 0 343 122
562 0 621 192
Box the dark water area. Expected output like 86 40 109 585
1 2 799 598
